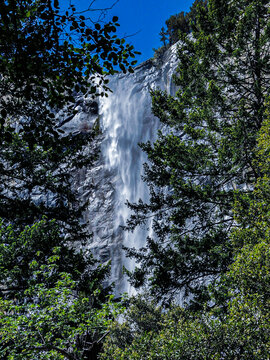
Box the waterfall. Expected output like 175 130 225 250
70 45 179 295
100 65 160 294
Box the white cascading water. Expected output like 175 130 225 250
40 44 178 295
97 45 178 294
100 69 158 294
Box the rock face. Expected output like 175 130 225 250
65 45 179 295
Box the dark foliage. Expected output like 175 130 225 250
0 218 112 301
126 0 270 306
0 0 138 242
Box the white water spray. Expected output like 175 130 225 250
98 47 178 294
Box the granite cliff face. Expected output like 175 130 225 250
62 45 179 294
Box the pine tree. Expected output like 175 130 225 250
159 26 168 47
126 0 270 305
165 11 189 45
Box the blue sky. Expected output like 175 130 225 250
106 0 194 63
62 0 194 63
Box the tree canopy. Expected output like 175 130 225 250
0 242 124 360
126 0 270 305
0 0 138 296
